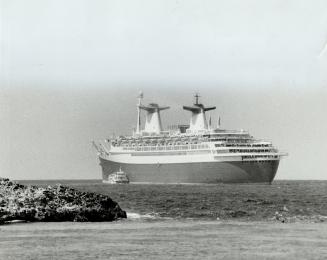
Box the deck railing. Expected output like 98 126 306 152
121 143 210 152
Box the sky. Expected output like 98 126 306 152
1 0 327 180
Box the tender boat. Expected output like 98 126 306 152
103 167 129 184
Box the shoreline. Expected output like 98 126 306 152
2 211 327 225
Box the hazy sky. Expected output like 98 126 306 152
1 0 327 180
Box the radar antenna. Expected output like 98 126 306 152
138 91 143 100
194 93 200 105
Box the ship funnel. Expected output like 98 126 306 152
183 94 216 132
139 103 170 134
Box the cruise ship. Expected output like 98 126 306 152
93 93 287 184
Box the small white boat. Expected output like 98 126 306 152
103 168 129 184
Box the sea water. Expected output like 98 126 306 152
0 180 326 259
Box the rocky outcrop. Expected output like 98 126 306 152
0 178 126 224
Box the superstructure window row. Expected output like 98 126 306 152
215 144 271 148
229 149 275 153
224 144 271 147
242 155 279 159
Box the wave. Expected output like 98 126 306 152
126 212 172 221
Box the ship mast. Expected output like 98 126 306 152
194 93 200 105
136 91 143 135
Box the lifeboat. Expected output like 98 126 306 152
103 167 129 184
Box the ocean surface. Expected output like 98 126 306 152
18 180 327 221
1 180 327 259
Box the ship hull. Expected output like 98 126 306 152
99 157 279 184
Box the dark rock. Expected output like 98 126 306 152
0 178 126 225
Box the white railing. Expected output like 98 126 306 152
120 143 210 152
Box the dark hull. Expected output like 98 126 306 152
99 158 279 184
